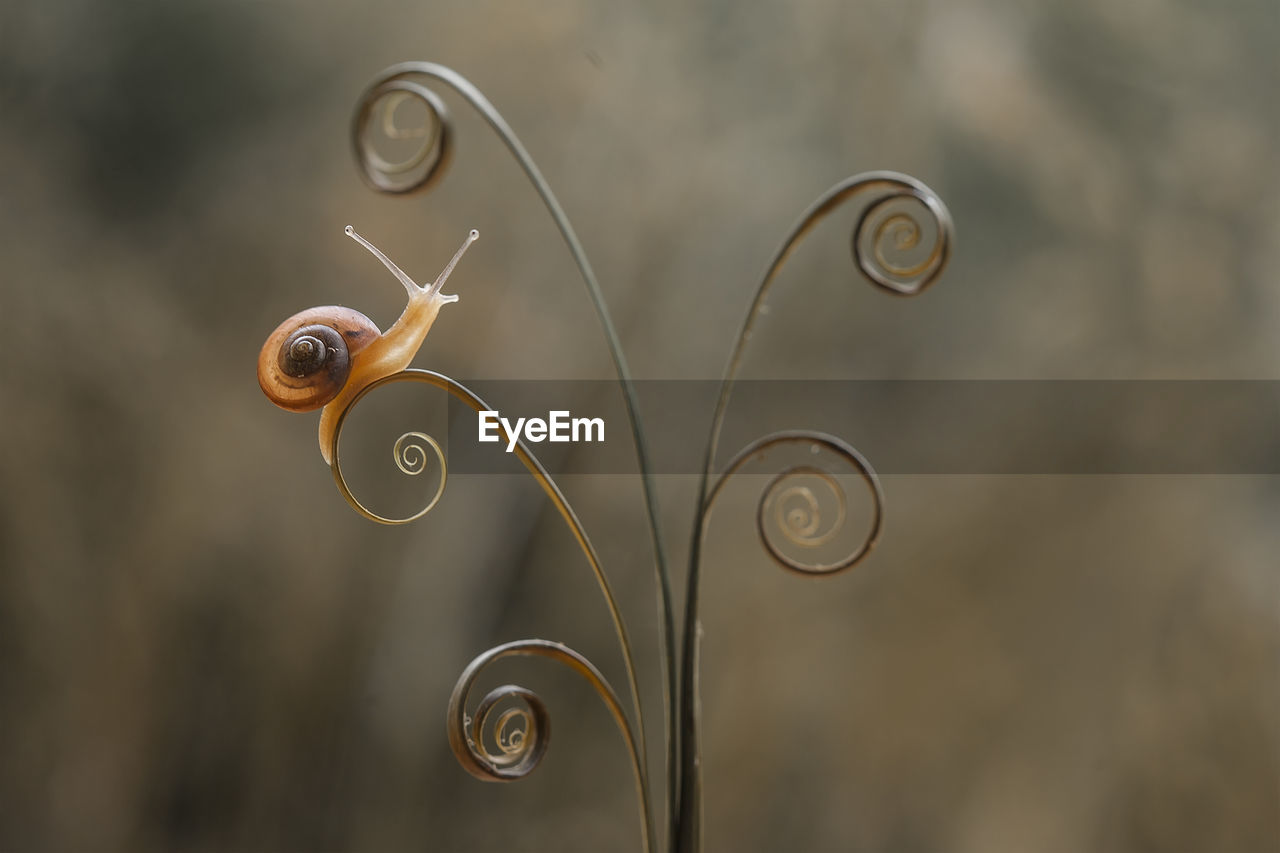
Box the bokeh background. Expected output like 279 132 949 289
2 0 1277 851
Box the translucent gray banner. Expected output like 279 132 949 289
426 380 1280 475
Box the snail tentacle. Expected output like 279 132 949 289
427 228 478 299
345 224 420 295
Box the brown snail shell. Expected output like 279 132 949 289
258 306 380 412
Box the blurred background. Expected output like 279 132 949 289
1 0 1277 851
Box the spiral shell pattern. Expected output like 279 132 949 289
257 306 380 412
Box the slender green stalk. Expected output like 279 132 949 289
676 173 953 852
353 63 677 849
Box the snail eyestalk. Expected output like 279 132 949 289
345 225 419 295
426 228 478 301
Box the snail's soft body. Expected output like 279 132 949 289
258 227 477 465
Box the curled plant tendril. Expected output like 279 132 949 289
871 215 925 275
329 384 447 525
392 430 441 477
352 81 452 194
488 706 530 757
706 432 883 576
455 682 548 778
447 639 652 852
380 93 431 141
846 175 952 296
852 187 951 296
768 468 845 547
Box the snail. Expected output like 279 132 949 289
258 226 479 465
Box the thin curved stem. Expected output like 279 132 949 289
354 65 677 844
675 172 953 853
330 369 653 851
